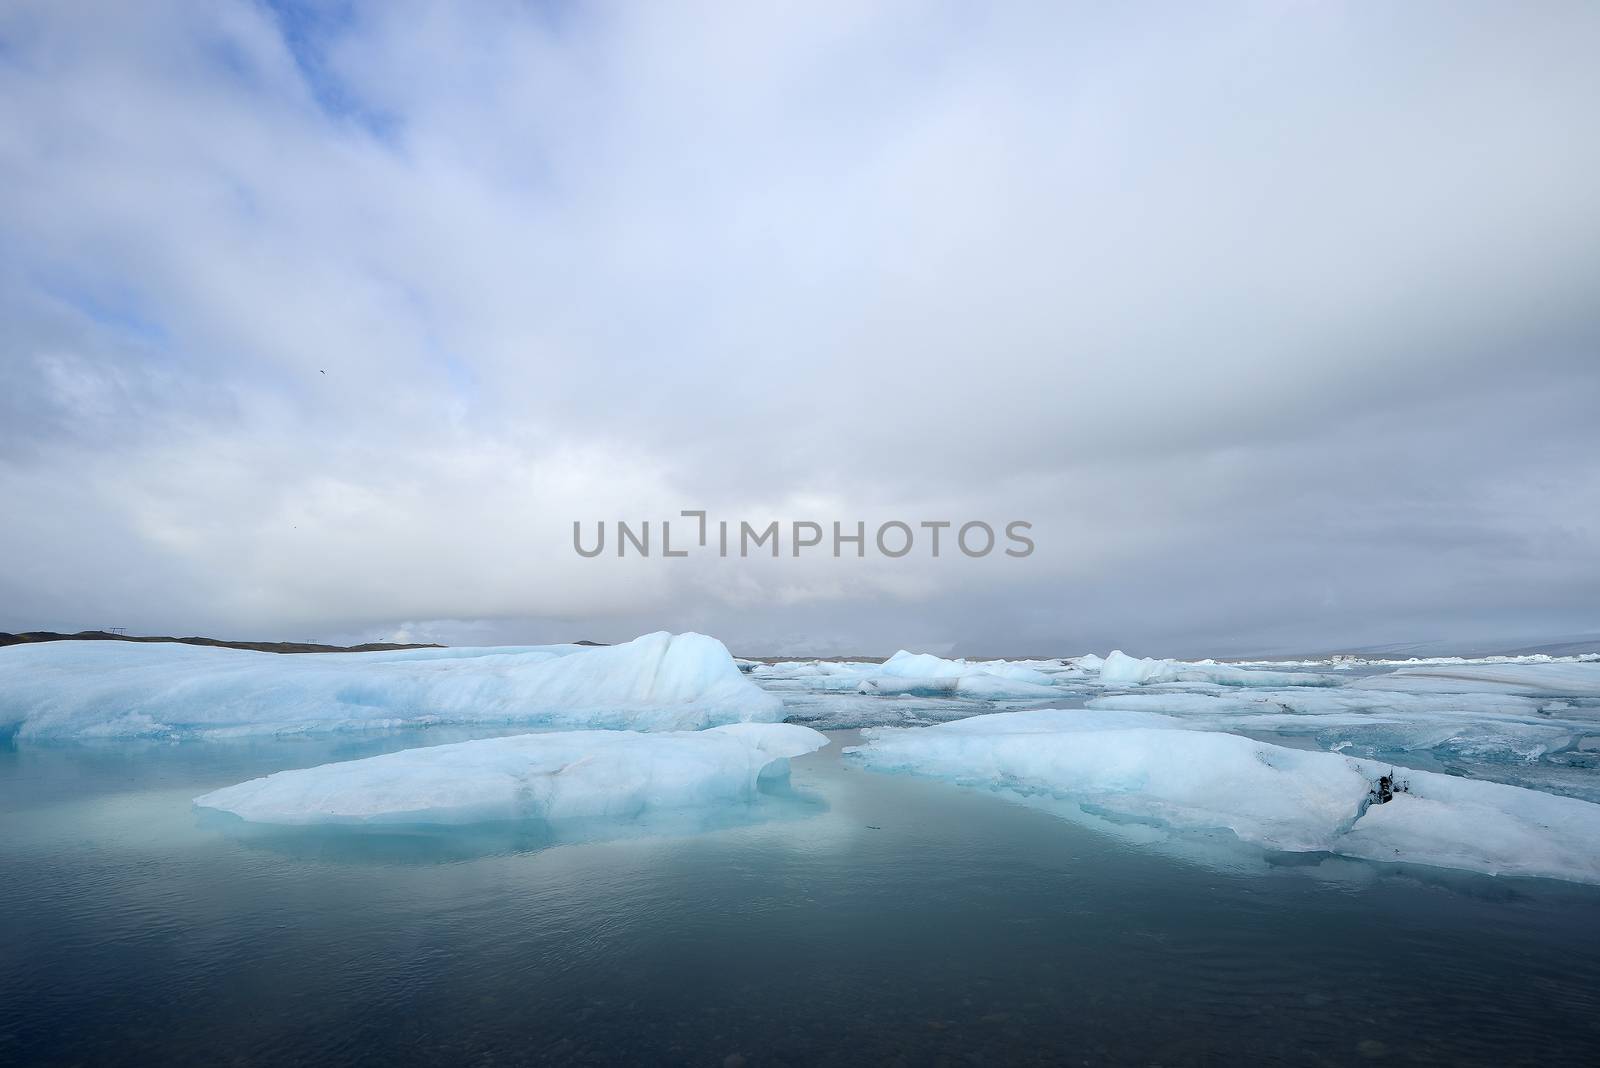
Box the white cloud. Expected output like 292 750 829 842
1 0 1598 653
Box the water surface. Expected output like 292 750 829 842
3 731 1598 1065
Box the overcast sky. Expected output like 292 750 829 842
2 0 1598 657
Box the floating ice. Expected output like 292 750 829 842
1096 650 1341 689
847 709 1600 884
1086 690 1555 718
857 673 1062 700
1352 663 1600 697
876 651 1056 686
0 632 783 739
752 651 1067 701
778 691 1001 730
854 652 1060 699
194 723 828 825
1083 690 1599 770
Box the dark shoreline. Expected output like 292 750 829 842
0 631 443 655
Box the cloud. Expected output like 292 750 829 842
1 0 1598 654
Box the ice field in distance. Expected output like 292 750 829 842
757 645 1600 882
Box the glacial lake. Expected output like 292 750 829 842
3 728 1598 1066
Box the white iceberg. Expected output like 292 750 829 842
858 650 1063 698
0 632 783 739
876 650 1056 687
847 709 1600 884
752 651 1066 701
1096 650 1341 689
194 722 828 825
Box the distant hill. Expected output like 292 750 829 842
0 631 444 655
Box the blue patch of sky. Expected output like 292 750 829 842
365 268 481 407
34 274 169 348
256 0 403 142
436 349 480 408
523 0 589 36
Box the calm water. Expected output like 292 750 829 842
3 731 1599 1066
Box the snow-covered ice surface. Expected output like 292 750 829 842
0 632 782 739
195 723 827 826
846 709 1600 884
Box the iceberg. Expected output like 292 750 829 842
194 723 828 825
875 650 1057 687
859 651 1063 698
752 651 1067 701
847 709 1600 884
0 632 783 739
1096 650 1341 689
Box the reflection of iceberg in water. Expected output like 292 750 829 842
197 784 831 865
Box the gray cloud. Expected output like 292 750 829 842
1 0 1598 655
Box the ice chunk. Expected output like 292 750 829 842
1096 650 1340 689
876 651 1056 687
748 654 1075 727
0 632 783 739
194 723 828 825
760 660 866 675
857 650 1062 698
876 651 971 679
847 710 1600 884
756 651 1064 700
1097 650 1174 686
857 674 1061 699
1337 775 1600 881
776 691 987 730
